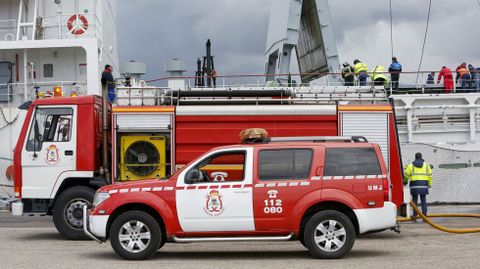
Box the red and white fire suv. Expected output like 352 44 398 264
11 93 404 240
84 135 397 260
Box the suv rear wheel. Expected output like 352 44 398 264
110 211 163 260
303 210 355 259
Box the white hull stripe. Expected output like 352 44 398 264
320 175 386 180
106 175 386 194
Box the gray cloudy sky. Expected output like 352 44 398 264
117 0 480 83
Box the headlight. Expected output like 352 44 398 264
93 192 110 207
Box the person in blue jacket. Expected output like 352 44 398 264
388 57 402 91
476 66 480 92
426 72 435 85
101 64 116 103
468 64 477 92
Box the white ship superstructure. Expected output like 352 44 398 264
0 0 118 203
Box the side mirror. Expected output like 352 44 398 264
185 169 202 184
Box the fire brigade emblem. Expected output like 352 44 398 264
204 190 225 216
45 145 60 164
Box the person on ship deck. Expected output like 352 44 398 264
437 66 454 93
456 63 472 90
388 57 402 91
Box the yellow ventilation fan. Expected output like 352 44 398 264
120 135 166 181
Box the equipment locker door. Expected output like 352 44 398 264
21 105 77 198
175 148 255 232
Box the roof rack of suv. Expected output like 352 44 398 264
269 136 369 143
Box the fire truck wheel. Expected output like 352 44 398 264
52 186 95 240
303 210 355 259
110 210 163 260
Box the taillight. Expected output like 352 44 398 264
383 177 390 201
14 186 21 198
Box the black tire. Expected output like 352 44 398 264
303 210 355 259
299 235 307 248
53 186 95 240
110 210 162 260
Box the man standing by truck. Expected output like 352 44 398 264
101 64 116 102
404 152 433 220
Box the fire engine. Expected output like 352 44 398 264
11 87 404 240
83 132 398 260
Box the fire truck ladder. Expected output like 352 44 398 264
155 86 389 106
16 0 39 41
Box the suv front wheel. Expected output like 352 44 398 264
303 210 355 259
110 211 163 260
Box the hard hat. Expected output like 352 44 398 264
343 62 349 67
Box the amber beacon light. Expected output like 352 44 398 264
53 86 63 97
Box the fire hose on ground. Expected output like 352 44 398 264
397 201 480 234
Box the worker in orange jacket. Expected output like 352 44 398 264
437 66 454 93
456 63 472 90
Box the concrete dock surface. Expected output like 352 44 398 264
0 205 479 269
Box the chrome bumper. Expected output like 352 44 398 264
82 205 103 243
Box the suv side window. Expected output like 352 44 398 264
185 151 246 184
324 147 381 176
258 149 313 180
26 108 74 152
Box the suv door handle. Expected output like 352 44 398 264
65 150 74 156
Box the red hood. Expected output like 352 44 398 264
98 179 174 193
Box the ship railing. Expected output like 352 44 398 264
0 19 17 41
0 13 103 41
39 13 103 40
144 70 480 96
0 81 82 106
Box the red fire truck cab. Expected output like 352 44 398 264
84 137 397 260
11 94 404 241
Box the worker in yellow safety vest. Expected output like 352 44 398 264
404 152 433 219
372 65 389 87
354 59 369 86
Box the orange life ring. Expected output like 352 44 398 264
6 165 14 181
67 15 88 35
